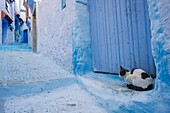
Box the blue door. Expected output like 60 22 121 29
89 0 156 74
23 30 28 43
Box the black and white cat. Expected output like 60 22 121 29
119 66 155 91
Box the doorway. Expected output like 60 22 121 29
89 0 156 74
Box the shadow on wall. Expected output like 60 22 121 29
72 0 92 75
147 0 170 88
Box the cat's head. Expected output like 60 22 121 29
119 66 129 78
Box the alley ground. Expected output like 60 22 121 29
0 44 170 113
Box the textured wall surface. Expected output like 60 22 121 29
0 12 2 44
37 0 92 74
147 0 170 86
0 0 5 10
72 0 92 75
0 1 15 44
37 0 91 75
2 19 8 44
36 0 75 72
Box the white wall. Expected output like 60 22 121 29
0 0 5 10
37 0 75 72
36 0 92 74
14 2 20 15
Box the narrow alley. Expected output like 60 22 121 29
0 44 106 113
0 0 170 113
0 44 169 113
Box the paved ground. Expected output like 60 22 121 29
0 51 73 86
4 84 107 113
0 44 106 113
0 43 32 52
0 44 170 113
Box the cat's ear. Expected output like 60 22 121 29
126 69 129 72
120 66 123 70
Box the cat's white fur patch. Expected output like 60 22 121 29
124 69 154 89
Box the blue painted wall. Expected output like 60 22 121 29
27 0 34 12
147 0 170 86
15 16 20 31
89 0 156 74
14 15 20 42
72 0 92 75
2 18 9 44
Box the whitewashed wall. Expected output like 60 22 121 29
36 0 75 72
36 0 92 74
0 0 5 10
14 2 20 15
